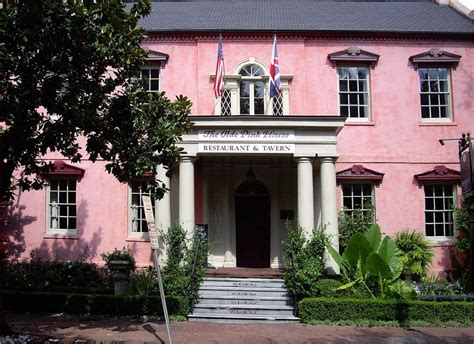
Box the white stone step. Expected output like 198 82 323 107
202 277 285 288
194 304 295 316
188 313 300 323
198 287 288 298
196 295 294 306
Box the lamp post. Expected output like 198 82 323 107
441 132 474 291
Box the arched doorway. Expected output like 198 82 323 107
235 172 270 268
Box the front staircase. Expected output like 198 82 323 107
188 277 299 323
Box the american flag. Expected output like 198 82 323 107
269 34 281 98
213 35 225 98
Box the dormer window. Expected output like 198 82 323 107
213 58 292 116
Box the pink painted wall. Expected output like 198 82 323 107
6 34 474 272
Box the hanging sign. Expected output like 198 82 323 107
198 129 294 141
142 196 159 249
198 143 294 154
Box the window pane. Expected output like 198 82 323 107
430 94 439 106
68 218 76 230
68 192 76 204
440 106 448 118
359 94 367 106
420 94 429 106
426 198 434 210
59 180 67 190
59 205 67 216
349 106 358 117
431 107 440 118
340 106 348 117
254 82 264 97
349 81 357 91
50 180 58 190
254 99 264 115
429 81 439 93
420 81 429 92
445 223 454 237
150 80 159 91
337 67 348 79
358 81 367 92
240 99 250 115
353 197 363 208
339 80 348 92
150 69 159 78
426 224 434 236
439 81 448 92
348 67 358 79
340 94 348 105
428 68 439 79
239 66 251 76
357 68 367 79
68 181 76 191
343 197 352 209
349 94 357 105
59 192 67 203
425 212 433 223
438 68 448 79
418 69 428 80
439 94 448 105
141 69 149 78
240 82 249 97
435 224 444 236
359 106 367 118
50 192 58 203
435 198 444 210
352 184 362 195
421 106 430 118
69 205 76 217
60 218 68 229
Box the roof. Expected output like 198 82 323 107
137 1 474 36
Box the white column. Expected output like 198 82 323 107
179 156 195 240
297 157 314 238
270 164 281 268
314 164 322 229
155 164 171 231
320 157 340 274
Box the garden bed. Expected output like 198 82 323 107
299 297 474 326
3 290 188 316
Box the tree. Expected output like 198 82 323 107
0 0 192 334
0 0 192 207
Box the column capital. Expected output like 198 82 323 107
180 156 196 164
295 157 314 164
319 156 337 164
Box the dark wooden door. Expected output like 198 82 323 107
235 193 270 268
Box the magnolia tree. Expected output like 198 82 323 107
0 1 191 333
0 0 192 208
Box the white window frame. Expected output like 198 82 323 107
128 180 154 239
341 182 375 218
214 58 291 116
418 67 452 122
423 183 456 240
336 65 371 122
133 64 161 92
46 177 77 236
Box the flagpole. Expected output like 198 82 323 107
221 33 226 92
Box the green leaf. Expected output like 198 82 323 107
326 244 349 278
377 236 402 280
342 234 372 269
335 279 360 291
364 224 381 251
366 252 393 279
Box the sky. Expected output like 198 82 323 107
459 0 474 10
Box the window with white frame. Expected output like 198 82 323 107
217 60 290 116
338 66 370 119
424 184 455 237
47 178 77 234
419 67 451 120
342 183 374 217
129 181 155 236
132 66 160 92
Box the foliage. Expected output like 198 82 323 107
3 290 187 316
327 224 415 300
162 223 209 311
313 279 344 297
338 206 375 253
298 297 474 326
449 201 471 291
0 0 192 204
282 224 329 299
129 267 158 296
395 229 433 280
5 251 112 292
414 274 464 296
101 247 136 272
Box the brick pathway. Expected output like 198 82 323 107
4 312 474 343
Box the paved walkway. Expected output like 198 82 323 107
4 312 474 344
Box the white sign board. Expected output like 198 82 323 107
142 196 159 249
198 129 294 141
198 143 294 154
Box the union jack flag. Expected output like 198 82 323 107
213 34 225 98
269 34 281 98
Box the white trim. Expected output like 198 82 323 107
45 177 77 236
423 183 457 239
336 66 371 122
127 181 152 239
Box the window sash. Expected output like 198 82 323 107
47 178 77 233
337 66 370 120
424 184 455 238
418 67 451 121
129 181 155 236
341 183 375 218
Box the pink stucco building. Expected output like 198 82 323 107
5 0 474 274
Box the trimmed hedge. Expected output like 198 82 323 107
3 291 188 316
299 298 474 324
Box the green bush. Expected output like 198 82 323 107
6 252 112 292
395 229 433 280
313 279 344 297
101 247 136 272
299 297 474 326
162 223 209 311
282 224 328 299
338 205 374 253
3 290 188 316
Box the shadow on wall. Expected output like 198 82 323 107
1 204 37 260
34 200 103 262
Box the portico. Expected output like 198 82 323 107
155 116 344 273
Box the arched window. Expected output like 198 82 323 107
239 64 265 115
214 58 292 116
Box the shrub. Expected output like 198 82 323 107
282 224 328 299
395 229 433 280
299 297 474 326
338 205 374 253
129 267 158 296
415 275 464 296
5 252 112 292
2 290 188 316
313 279 343 297
162 223 209 311
101 247 136 272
